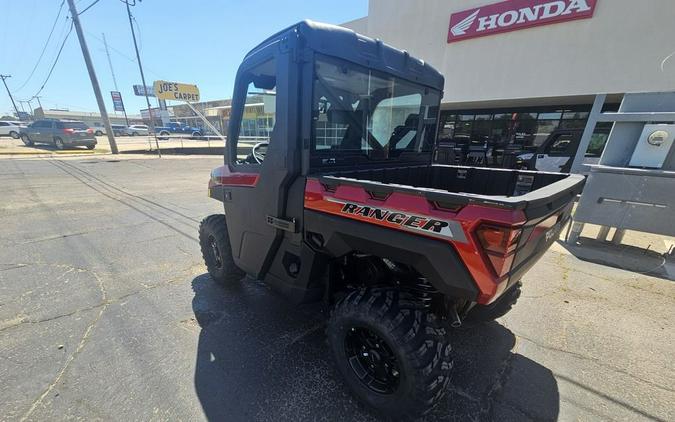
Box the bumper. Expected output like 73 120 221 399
65 138 97 147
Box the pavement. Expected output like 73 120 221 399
0 155 673 421
0 135 223 157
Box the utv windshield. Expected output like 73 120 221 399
311 55 440 169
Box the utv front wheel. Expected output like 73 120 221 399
327 288 453 420
199 214 244 285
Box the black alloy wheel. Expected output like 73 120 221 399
344 326 400 394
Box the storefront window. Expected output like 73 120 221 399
532 119 559 147
563 111 589 120
472 114 492 145
538 111 563 120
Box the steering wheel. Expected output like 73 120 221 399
252 141 269 164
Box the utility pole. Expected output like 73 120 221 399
66 0 119 154
124 0 160 157
0 75 21 120
33 95 43 111
102 32 129 126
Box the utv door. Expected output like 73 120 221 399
222 42 302 278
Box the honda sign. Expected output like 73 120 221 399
448 0 597 43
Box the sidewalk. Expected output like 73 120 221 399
0 135 223 157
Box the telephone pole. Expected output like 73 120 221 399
0 75 21 119
123 0 160 157
66 0 119 154
33 95 43 110
102 32 129 126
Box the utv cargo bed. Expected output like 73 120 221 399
318 164 585 219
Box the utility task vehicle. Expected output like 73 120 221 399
199 21 584 419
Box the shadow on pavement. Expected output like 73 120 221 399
19 143 94 152
557 238 675 282
192 274 559 421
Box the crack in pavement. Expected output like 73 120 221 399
19 268 108 422
0 269 191 334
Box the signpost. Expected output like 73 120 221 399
110 91 129 126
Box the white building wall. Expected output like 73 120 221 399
360 0 675 105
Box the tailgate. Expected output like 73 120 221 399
505 173 584 288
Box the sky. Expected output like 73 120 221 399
0 0 368 117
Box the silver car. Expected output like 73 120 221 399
20 119 97 150
126 124 149 136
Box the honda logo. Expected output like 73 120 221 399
448 0 597 43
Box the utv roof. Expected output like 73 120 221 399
243 20 445 92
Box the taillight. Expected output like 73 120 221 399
87 128 94 134
476 224 521 277
63 128 75 134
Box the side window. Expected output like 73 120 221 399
234 59 276 165
546 134 574 155
0 122 8 127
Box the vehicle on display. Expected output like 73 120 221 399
126 124 149 136
0 120 26 138
516 128 610 173
20 119 96 150
198 21 585 419
154 121 202 139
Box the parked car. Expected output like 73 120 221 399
126 124 149 136
0 120 26 139
111 124 128 136
20 119 96 150
155 121 202 139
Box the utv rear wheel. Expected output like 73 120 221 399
199 214 244 285
327 288 453 420
466 281 522 323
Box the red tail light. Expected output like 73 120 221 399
87 128 94 134
476 224 521 277
63 128 75 134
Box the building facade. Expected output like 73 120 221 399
342 0 675 156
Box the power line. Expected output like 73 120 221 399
84 29 163 78
31 21 74 99
14 0 66 93
78 0 101 15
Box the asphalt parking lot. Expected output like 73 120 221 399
0 156 673 421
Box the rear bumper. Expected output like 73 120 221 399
64 138 96 146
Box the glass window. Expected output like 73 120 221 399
532 119 559 147
560 119 587 130
438 113 456 142
58 121 88 129
472 114 492 146
234 59 276 164
538 111 563 120
586 123 613 157
311 56 433 161
545 134 575 155
562 111 589 120
453 115 473 145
